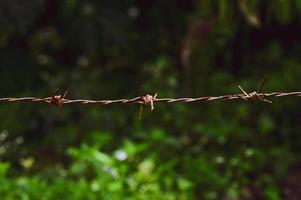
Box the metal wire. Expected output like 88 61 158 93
0 88 300 111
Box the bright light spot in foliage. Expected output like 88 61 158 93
138 159 154 174
245 148 254 157
15 137 23 145
0 130 8 141
91 181 100 192
215 156 225 164
114 150 127 161
20 157 34 170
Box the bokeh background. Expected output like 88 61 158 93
0 0 301 199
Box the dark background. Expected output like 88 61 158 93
0 0 301 199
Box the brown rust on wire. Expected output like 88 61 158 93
138 93 157 120
1 80 301 109
0 91 300 105
46 88 69 113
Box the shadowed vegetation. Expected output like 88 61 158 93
0 0 301 199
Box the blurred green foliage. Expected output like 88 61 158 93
0 0 301 199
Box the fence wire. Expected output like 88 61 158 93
0 85 300 111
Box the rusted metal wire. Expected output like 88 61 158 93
0 89 300 111
1 76 300 112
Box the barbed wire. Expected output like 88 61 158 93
0 77 300 112
0 88 300 112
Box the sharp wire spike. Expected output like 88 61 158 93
54 88 59 95
257 75 268 93
139 105 143 120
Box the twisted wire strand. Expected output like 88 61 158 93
0 91 300 108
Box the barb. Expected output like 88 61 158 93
47 88 69 113
237 75 272 103
138 93 157 120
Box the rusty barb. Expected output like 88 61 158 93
47 88 69 113
0 77 301 115
139 93 158 111
138 93 157 120
238 75 273 103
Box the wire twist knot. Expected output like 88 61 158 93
48 89 69 112
238 85 272 103
140 93 157 110
237 75 272 103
